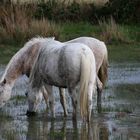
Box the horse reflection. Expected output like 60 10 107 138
26 117 48 140
26 117 109 140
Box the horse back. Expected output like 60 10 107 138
58 43 94 87
31 42 95 89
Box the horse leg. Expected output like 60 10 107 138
96 77 103 112
44 84 55 118
59 88 68 117
69 88 77 121
41 86 49 110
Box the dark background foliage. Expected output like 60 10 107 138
33 0 140 23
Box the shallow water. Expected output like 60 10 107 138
0 62 140 140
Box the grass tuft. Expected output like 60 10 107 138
98 17 128 44
0 4 61 44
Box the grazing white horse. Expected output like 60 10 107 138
27 38 97 122
0 37 108 117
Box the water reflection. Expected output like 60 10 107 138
25 116 110 140
0 107 140 140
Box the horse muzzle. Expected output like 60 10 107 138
26 110 36 116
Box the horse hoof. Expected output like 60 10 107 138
26 110 36 116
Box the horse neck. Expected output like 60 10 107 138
1 58 23 86
1 43 40 86
23 43 41 77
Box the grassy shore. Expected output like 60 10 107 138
0 22 140 64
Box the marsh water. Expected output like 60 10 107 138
0 61 140 140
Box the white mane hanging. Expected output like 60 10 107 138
0 37 55 82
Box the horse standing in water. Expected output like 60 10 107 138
27 38 97 122
0 37 108 117
37 37 108 116
62 37 108 114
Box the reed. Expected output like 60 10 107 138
98 17 127 44
0 4 61 44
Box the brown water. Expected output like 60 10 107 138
0 62 140 140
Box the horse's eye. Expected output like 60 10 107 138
3 79 6 84
0 79 6 86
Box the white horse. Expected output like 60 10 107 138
38 37 108 116
64 37 108 110
0 37 108 117
27 38 97 122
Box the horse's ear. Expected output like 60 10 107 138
3 79 6 84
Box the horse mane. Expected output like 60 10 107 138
29 37 59 89
0 36 55 83
29 55 42 89
23 36 55 50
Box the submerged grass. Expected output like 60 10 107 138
101 106 133 114
48 131 65 138
10 95 26 101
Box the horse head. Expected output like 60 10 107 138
0 79 12 107
27 86 43 115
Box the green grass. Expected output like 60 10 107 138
120 24 140 42
59 22 100 41
0 44 21 64
48 131 65 138
59 22 140 63
108 43 140 62
108 43 140 63
10 95 26 101
100 107 133 113
0 22 139 64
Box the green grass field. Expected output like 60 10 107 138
0 22 139 64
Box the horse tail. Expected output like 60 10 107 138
79 50 94 121
98 42 108 88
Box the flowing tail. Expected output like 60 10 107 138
79 51 94 121
98 42 108 88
